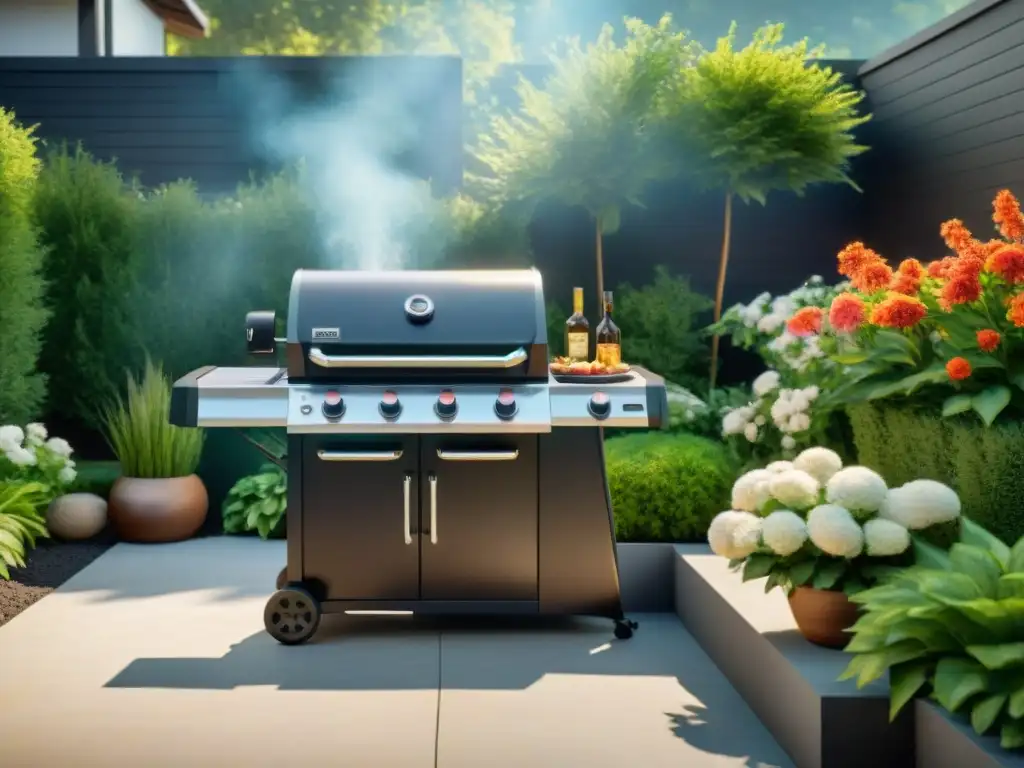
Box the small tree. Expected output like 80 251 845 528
475 15 697 310
662 23 870 388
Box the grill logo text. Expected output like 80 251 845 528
312 327 340 340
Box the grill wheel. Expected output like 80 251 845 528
264 585 322 645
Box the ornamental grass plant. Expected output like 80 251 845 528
100 359 205 479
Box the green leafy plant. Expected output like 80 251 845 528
708 448 960 596
657 22 870 386
0 481 50 580
0 107 49 425
222 464 287 540
840 519 1024 751
100 359 205 479
0 422 78 510
606 432 736 542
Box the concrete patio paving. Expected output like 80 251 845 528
0 538 793 768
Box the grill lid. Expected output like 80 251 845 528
285 268 548 380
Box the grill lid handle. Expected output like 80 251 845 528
307 347 529 370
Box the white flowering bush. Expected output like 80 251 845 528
705 446 962 597
0 423 78 504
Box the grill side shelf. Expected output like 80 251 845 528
169 366 217 427
171 366 289 428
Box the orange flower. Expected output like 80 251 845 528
987 244 1024 284
927 257 957 279
829 293 866 333
986 239 1007 256
889 272 920 295
977 329 1001 352
939 259 983 310
897 258 924 278
946 357 972 381
837 242 883 279
993 189 1024 241
940 219 987 264
1007 294 1024 327
869 293 928 329
852 261 894 293
787 306 823 336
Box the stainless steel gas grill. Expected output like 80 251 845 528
170 268 668 645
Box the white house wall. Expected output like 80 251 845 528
111 0 164 55
0 0 80 56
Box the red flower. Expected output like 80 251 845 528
993 189 1024 241
787 306 823 336
837 242 882 279
889 272 920 295
946 357 972 381
977 329 1001 352
869 293 928 329
939 259 983 310
1007 294 1024 327
928 257 957 279
986 244 1024 284
897 258 924 278
828 293 866 333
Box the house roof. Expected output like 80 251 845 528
144 0 210 38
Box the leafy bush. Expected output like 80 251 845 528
849 402 1024 544
0 108 49 425
841 519 1024 751
70 461 121 499
101 359 205 479
0 423 78 509
0 481 50 580
607 432 735 542
616 266 713 395
222 464 287 539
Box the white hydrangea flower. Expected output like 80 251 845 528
0 425 25 450
771 295 796 317
57 465 78 485
781 435 796 450
765 460 794 474
879 480 961 530
722 409 748 436
44 437 74 458
770 397 793 424
767 331 799 354
754 414 766 427
863 518 911 556
4 446 36 466
807 504 864 558
707 511 763 559
731 469 773 512
802 386 820 401
752 370 781 397
25 423 48 444
788 390 810 412
809 275 823 284
768 469 820 510
743 422 759 442
786 413 811 433
757 313 786 334
826 466 888 512
761 510 809 556
793 447 843 485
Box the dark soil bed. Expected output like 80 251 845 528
0 528 116 628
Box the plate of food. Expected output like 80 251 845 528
549 357 633 383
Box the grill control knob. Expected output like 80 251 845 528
322 390 345 420
379 390 402 420
435 390 458 420
494 389 518 420
588 391 612 420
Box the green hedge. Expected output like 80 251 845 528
607 431 735 543
0 108 49 424
848 402 1024 544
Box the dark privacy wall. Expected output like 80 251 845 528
0 56 463 194
857 0 1024 260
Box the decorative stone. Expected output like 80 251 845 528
47 493 108 541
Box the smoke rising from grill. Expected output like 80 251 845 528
236 58 447 271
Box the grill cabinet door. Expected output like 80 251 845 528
419 435 539 601
301 436 420 600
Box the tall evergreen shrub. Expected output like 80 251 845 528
0 108 49 424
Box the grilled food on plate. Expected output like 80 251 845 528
549 357 630 376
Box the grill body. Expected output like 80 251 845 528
170 267 668 645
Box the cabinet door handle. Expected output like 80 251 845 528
403 474 412 545
429 473 438 545
436 449 519 461
317 450 402 462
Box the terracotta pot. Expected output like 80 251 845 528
108 474 208 543
787 586 861 649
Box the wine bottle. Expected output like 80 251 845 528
595 290 621 367
564 287 590 361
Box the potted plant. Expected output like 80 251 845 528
222 463 289 589
841 519 1024 751
707 446 961 647
102 359 207 543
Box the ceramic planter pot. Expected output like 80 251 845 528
787 586 861 649
108 474 209 543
